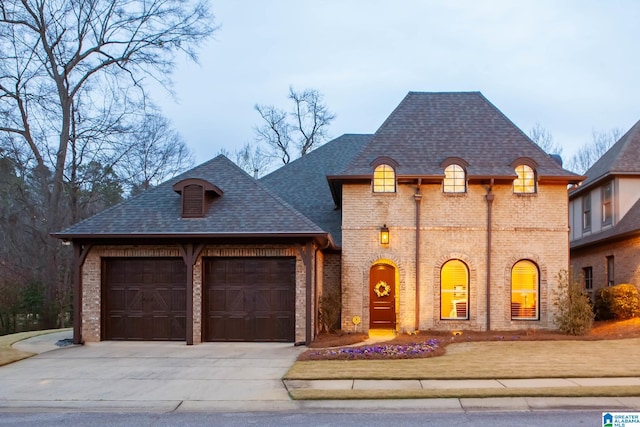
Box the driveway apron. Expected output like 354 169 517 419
0 339 304 410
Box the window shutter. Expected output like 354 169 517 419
182 184 204 217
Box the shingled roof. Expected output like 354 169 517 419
571 119 640 196
260 134 372 247
335 92 582 182
54 155 326 241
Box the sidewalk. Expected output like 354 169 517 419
3 331 640 413
285 377 640 393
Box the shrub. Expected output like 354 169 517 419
553 270 594 335
318 286 342 333
594 284 640 320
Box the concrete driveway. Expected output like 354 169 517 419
0 331 304 412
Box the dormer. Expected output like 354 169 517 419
172 178 223 218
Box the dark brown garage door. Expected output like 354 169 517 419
203 257 296 342
102 258 186 341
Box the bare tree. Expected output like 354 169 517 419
254 104 291 164
567 129 622 175
530 123 563 156
118 112 194 195
254 87 335 171
0 0 215 326
289 87 336 156
233 142 271 178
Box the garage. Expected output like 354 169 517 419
102 258 187 341
203 257 296 342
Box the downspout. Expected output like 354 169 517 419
414 179 423 332
484 180 495 331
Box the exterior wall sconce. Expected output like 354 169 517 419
379 224 390 245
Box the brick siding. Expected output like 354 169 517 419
81 244 313 344
341 181 570 333
571 234 640 298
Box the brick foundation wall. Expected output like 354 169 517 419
81 244 313 344
341 182 570 333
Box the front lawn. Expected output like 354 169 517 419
287 319 640 380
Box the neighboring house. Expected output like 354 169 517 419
54 91 582 345
569 121 640 299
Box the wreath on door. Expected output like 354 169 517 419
374 280 391 297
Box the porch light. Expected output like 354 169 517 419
379 224 390 245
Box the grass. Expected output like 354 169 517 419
285 337 640 399
285 338 640 380
0 329 69 366
289 386 640 400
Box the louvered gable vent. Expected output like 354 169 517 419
172 178 223 218
183 184 204 217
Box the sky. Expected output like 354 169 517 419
152 0 640 167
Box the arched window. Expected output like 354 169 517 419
373 164 396 193
441 260 469 320
443 164 466 193
513 164 536 193
511 260 539 320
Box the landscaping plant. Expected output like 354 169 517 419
553 270 594 335
595 284 640 320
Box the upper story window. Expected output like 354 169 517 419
513 164 536 194
582 194 591 232
602 182 613 226
373 164 396 193
443 164 466 193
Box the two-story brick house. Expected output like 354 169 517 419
55 91 582 345
322 92 582 333
569 121 640 298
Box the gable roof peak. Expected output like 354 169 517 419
578 119 640 190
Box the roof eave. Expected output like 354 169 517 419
570 229 640 251
51 231 330 245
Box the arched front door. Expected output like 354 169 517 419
369 264 396 329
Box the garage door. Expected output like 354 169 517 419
203 257 296 342
102 258 186 341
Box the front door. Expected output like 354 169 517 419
369 264 396 329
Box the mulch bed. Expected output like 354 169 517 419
298 318 640 361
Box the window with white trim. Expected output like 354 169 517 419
582 194 591 231
602 182 613 226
